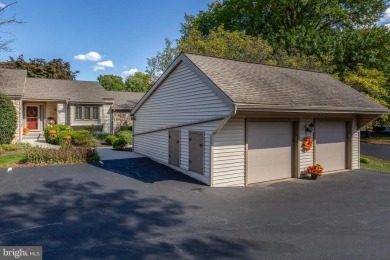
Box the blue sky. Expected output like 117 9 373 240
0 0 213 81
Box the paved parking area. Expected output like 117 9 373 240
1 159 390 259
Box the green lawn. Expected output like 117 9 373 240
361 155 390 173
0 152 27 168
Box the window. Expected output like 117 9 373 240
92 107 99 120
75 106 83 120
75 106 100 120
84 107 91 120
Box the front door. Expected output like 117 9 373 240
26 106 39 130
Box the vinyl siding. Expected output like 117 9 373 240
352 118 360 169
56 103 66 125
212 118 246 187
134 131 169 164
299 119 314 177
134 62 231 134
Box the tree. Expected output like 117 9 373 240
97 75 126 91
146 38 178 81
179 26 329 72
343 65 390 126
0 55 79 80
180 0 389 71
0 2 23 52
125 72 153 92
0 93 17 144
179 26 273 64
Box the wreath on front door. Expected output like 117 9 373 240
27 107 37 117
302 137 313 152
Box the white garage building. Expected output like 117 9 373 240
132 53 387 187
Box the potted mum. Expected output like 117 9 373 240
306 164 324 180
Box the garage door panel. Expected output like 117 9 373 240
316 121 346 172
248 122 293 184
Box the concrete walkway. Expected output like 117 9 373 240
96 147 144 161
23 139 59 149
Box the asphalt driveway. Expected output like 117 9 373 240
361 143 390 160
1 159 390 259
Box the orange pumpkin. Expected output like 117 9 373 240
49 130 57 136
23 127 30 135
63 135 72 141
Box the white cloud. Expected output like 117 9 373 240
74 51 102 61
0 3 6 9
93 60 114 72
379 7 390 25
122 68 138 77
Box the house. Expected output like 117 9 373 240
0 68 144 143
108 91 145 133
132 53 388 187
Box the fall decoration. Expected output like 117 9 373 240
49 130 57 136
306 164 324 177
302 137 313 152
23 127 30 135
63 135 72 142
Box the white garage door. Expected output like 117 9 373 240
247 122 293 184
315 121 346 172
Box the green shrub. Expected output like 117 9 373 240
0 93 17 144
44 124 73 145
113 138 127 150
95 132 109 140
1 144 21 151
360 157 369 164
26 146 99 164
118 130 132 144
19 142 31 149
105 134 118 145
112 130 132 150
72 130 95 147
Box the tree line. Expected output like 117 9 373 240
146 0 390 126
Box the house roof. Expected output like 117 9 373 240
0 68 27 97
108 91 145 110
183 53 387 113
24 77 111 103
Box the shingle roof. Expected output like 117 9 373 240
184 53 387 111
108 91 145 110
24 78 110 103
0 68 27 96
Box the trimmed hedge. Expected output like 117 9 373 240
0 93 17 144
44 125 95 147
26 146 100 164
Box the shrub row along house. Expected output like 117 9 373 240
0 68 144 143
132 53 388 187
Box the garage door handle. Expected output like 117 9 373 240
189 160 192 163
200 144 203 147
176 140 179 143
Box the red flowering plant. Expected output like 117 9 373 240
306 164 324 176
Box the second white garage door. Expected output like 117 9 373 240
315 121 347 172
247 122 293 184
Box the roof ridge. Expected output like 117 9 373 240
26 77 100 83
183 52 329 75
